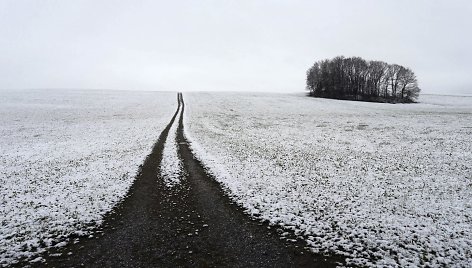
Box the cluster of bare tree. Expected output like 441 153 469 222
306 56 420 103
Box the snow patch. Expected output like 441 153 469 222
160 106 183 187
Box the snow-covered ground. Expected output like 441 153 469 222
184 92 472 267
0 89 177 266
160 105 183 187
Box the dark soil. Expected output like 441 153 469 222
20 93 345 267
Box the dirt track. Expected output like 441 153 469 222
23 93 344 267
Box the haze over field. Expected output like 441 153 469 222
1 0 471 94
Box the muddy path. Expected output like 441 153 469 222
23 93 344 267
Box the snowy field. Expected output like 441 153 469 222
0 89 177 266
184 92 472 267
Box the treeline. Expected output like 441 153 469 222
306 56 420 103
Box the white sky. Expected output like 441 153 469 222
1 0 471 94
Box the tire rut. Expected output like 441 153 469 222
175 93 344 268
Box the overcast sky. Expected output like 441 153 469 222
1 0 471 94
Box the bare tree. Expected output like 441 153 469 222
368 61 388 97
388 64 403 100
306 63 320 96
398 67 420 101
